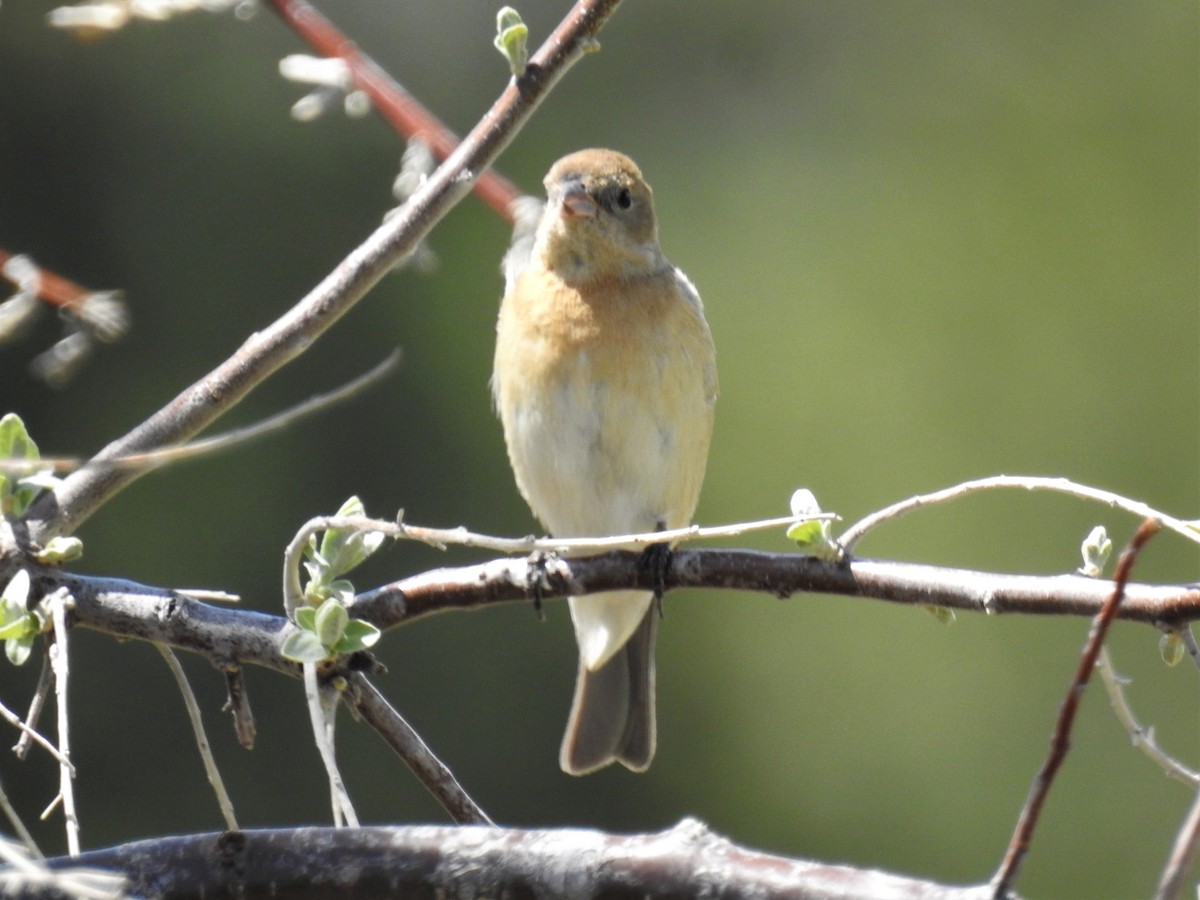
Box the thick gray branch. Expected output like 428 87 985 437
30 821 995 900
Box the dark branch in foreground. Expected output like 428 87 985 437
34 821 996 900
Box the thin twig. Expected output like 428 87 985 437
47 590 80 857
0 350 399 477
347 673 492 825
155 644 239 832
265 0 521 222
1097 647 1199 787
0 779 43 860
288 513 831 582
839 475 1198 555
0 695 74 771
23 0 623 546
13 648 54 759
990 518 1163 898
1156 784 1200 900
1180 626 1200 675
303 663 357 827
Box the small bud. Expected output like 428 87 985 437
1159 631 1184 667
787 489 839 561
1078 525 1112 578
494 6 529 76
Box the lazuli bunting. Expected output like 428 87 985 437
492 149 718 774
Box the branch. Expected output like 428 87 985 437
839 475 1199 554
990 519 1161 898
350 550 1200 629
346 674 492 826
48 821 997 900
36 552 1200 672
1157 783 1200 900
21 0 622 546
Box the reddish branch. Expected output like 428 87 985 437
0 248 95 313
990 519 1163 898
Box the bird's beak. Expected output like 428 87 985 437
559 180 598 219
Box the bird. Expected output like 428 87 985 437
492 148 718 774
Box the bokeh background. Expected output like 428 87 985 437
1 2 1196 896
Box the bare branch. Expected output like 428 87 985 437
991 518 1162 898
351 550 1200 630
35 552 1200 671
303 663 358 827
46 821 997 900
46 591 80 857
347 674 493 826
1097 647 1199 787
156 645 239 833
12 650 53 760
1156 783 1200 900
839 475 1199 555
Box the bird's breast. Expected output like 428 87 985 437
494 266 715 539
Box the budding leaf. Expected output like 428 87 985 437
787 488 839 560
494 6 528 75
1077 525 1112 578
280 628 329 665
1159 632 1184 667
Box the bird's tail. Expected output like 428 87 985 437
559 608 657 775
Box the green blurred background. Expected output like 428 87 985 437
1 2 1196 896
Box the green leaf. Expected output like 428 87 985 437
493 6 528 75
336 620 381 654
787 489 839 560
0 614 35 641
787 518 828 545
280 629 330 664
294 606 317 630
1 568 31 609
317 496 383 580
0 413 39 463
314 598 348 649
0 413 44 519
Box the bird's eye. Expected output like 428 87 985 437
615 188 632 210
